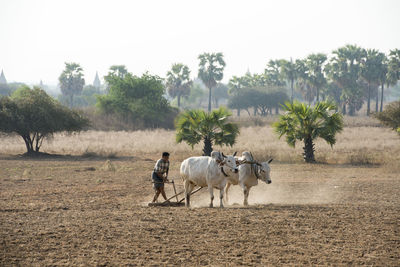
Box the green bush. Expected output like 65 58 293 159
97 72 176 128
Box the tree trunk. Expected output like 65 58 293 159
202 136 213 156
349 103 355 116
237 108 240 117
375 86 379 113
367 82 371 116
22 135 34 154
70 94 74 108
343 103 347 115
275 106 279 115
35 133 44 152
215 98 219 108
303 135 315 163
208 87 212 112
177 95 181 108
316 86 319 102
253 107 257 116
291 79 294 103
380 82 384 112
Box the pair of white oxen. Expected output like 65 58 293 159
180 151 273 208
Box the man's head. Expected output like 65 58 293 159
162 152 170 161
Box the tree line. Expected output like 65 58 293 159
227 45 400 116
1 45 400 156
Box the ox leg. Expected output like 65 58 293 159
184 180 195 208
208 186 214 208
219 188 224 208
225 182 231 205
243 186 250 206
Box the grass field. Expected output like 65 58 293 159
1 116 399 265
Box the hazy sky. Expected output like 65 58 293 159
1 0 399 86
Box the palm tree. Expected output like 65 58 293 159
198 53 226 112
387 49 400 103
361 49 385 116
58 62 85 108
166 63 192 108
175 107 239 156
279 58 297 102
325 45 366 116
305 53 327 102
265 60 286 87
295 59 314 105
378 56 389 113
273 101 343 163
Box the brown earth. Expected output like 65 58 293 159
0 156 399 266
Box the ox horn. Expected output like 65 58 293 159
233 151 237 157
268 158 273 164
250 151 254 161
221 152 227 158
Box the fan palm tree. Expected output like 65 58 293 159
175 107 239 156
198 53 226 112
279 58 297 102
361 49 385 116
377 56 388 113
58 62 85 108
273 101 343 163
325 45 365 115
305 53 327 102
295 59 314 105
166 63 192 108
265 60 286 87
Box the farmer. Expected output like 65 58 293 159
152 152 170 203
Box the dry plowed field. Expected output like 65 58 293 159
1 156 399 266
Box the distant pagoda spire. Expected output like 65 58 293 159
245 67 251 76
0 69 7 84
93 71 101 88
39 80 44 88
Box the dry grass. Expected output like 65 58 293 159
1 116 399 170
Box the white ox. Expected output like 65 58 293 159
225 151 273 206
180 151 238 208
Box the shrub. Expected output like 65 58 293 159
374 100 400 135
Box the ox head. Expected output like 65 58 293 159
257 159 273 184
212 151 239 174
242 151 273 184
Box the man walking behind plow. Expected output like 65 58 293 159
152 152 170 203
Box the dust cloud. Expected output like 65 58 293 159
187 180 341 208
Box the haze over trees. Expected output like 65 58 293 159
198 52 226 112
226 45 400 118
58 62 85 108
1 44 399 137
166 63 192 108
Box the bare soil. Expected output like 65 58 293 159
0 156 399 266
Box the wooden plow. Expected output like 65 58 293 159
148 180 203 207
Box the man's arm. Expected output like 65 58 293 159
164 167 169 182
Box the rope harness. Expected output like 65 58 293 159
216 156 231 177
252 163 261 180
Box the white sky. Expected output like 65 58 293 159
1 0 399 86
